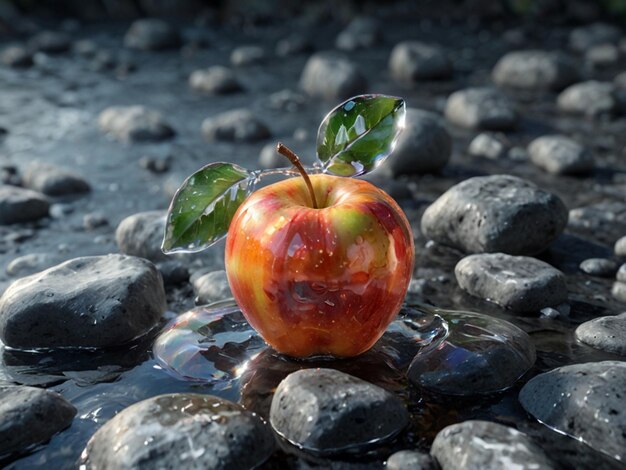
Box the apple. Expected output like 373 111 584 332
225 172 414 358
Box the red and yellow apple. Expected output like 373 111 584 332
225 173 414 358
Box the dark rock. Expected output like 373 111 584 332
569 22 622 52
492 50 578 91
189 66 242 94
275 34 313 57
335 16 381 51
270 369 408 454
0 185 49 225
83 212 108 230
258 142 283 169
201 109 270 142
528 135 594 175
230 45 266 66
445 87 517 130
386 108 451 175
579 258 619 277
0 45 33 67
82 394 274 469
557 81 620 117
300 52 367 101
575 313 626 355
386 450 436 470
0 385 76 458
267 89 307 112
0 254 166 349
115 210 168 263
468 132 508 159
192 270 232 304
431 421 555 470
614 235 626 256
421 175 568 255
156 260 189 286
28 31 71 54
22 162 90 196
611 281 626 302
98 105 175 143
586 43 620 67
124 19 180 51
455 253 568 312
389 41 452 82
519 361 626 461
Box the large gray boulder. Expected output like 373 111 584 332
421 175 568 255
0 254 166 349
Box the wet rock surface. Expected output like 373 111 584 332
444 87 517 130
575 313 626 355
431 421 555 470
386 450 436 470
82 393 274 469
22 162 90 196
528 135 594 175
519 361 626 462
115 210 167 262
421 175 568 255
492 50 578 90
98 105 175 143
455 253 568 312
270 368 409 454
123 19 180 51
189 66 242 94
557 80 620 117
0 385 76 459
389 41 451 82
0 254 166 349
0 186 49 225
201 109 270 142
300 52 367 101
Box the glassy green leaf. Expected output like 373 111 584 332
162 162 254 254
316 94 406 177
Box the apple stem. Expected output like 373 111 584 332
276 142 319 209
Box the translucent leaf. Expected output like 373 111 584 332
317 94 406 177
162 162 254 254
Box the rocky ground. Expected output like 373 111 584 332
0 4 626 469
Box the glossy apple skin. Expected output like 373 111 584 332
225 174 414 358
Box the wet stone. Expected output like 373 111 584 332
615 71 626 89
421 174 568 255
389 41 452 82
124 18 180 51
569 22 622 52
28 31 70 54
586 43 620 67
115 210 168 263
82 393 274 469
270 368 408 454
0 254 166 349
0 185 49 225
335 16 381 51
386 108 451 175
467 132 508 159
267 89 307 112
83 212 108 230
519 361 626 461
156 260 189 286
201 109 270 142
528 135 594 175
557 81 619 117
189 66 242 94
0 385 76 459
492 49 578 91
300 52 367 101
611 281 626 302
22 162 90 196
386 450 436 470
6 253 54 277
275 34 312 57
569 202 626 243
192 270 232 304
98 105 175 143
230 45 266 66
258 142 284 169
407 308 535 395
455 253 568 312
575 313 626 355
445 87 517 130
579 258 619 277
614 235 626 256
1 45 33 67
430 421 554 470
72 39 97 57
